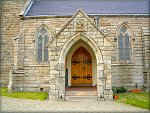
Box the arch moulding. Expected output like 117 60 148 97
57 33 105 100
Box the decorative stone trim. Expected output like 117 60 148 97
24 65 50 67
46 10 114 47
19 0 33 16
111 64 143 66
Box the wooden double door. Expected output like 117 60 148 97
71 46 92 86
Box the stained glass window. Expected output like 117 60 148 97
38 35 43 61
37 27 49 61
44 35 49 61
118 34 124 60
125 33 130 60
118 26 131 61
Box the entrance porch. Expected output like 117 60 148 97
48 10 113 101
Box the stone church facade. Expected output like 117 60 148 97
0 0 149 101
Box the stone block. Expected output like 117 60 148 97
97 79 103 85
58 85 65 94
108 95 113 100
50 85 56 90
59 70 65 77
104 89 113 96
57 63 65 71
49 89 54 95
49 95 56 101
59 77 65 85
50 70 59 75
105 85 111 90
97 85 104 94
97 70 104 78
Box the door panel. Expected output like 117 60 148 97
71 46 92 85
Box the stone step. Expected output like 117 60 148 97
65 91 97 96
65 96 98 101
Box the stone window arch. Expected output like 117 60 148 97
117 25 132 61
36 26 49 61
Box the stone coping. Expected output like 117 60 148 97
24 64 50 67
111 64 143 66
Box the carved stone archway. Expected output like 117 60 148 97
57 33 105 100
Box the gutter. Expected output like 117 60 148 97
22 13 150 19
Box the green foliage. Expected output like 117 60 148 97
116 87 126 93
112 86 117 93
116 92 150 110
112 86 126 93
0 87 48 100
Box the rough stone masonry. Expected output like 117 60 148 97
0 0 149 100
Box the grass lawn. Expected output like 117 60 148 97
0 87 48 100
115 92 150 110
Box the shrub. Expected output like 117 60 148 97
112 86 117 93
116 87 126 93
112 86 126 93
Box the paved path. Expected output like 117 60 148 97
0 96 149 113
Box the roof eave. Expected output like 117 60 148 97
89 13 150 16
22 13 150 19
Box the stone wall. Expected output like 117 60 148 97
97 16 149 90
19 16 149 92
0 0 28 86
142 27 150 91
0 0 149 95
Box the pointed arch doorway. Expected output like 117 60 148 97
71 46 92 86
65 39 97 87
